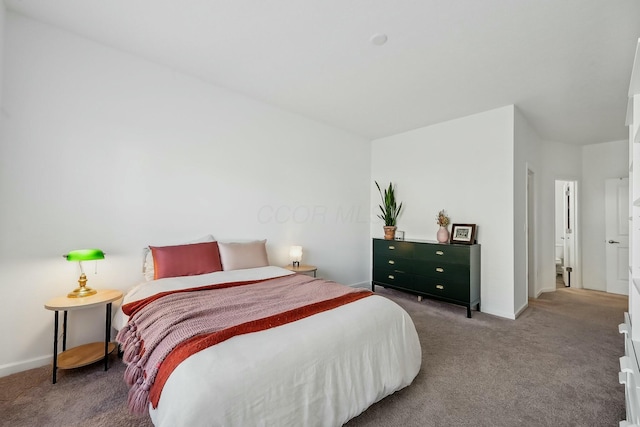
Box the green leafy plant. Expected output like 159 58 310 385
375 181 403 226
436 209 450 227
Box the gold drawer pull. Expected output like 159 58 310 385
388 245 395 250
388 275 395 280
435 267 444 273
435 250 444 256
388 260 395 265
436 284 444 290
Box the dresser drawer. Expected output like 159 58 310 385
373 269 413 288
373 255 413 273
418 279 469 302
413 263 470 282
414 243 469 263
373 239 414 259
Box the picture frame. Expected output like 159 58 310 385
449 224 477 245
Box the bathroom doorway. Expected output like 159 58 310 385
555 180 579 288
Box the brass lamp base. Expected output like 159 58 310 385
67 273 97 298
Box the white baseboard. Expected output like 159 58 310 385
479 305 516 320
0 355 50 378
348 281 371 289
514 301 528 318
607 282 629 296
537 286 557 297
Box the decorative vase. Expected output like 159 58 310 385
437 226 449 243
383 226 397 240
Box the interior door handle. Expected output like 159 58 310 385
608 240 620 244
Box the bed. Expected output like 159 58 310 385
114 239 421 427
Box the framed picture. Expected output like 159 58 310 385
395 230 405 241
450 224 477 245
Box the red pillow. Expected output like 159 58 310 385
150 241 222 280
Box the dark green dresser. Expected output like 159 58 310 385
372 238 481 317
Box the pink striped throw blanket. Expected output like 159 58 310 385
116 273 372 414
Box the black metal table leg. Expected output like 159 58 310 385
104 302 112 371
62 311 67 351
52 311 58 384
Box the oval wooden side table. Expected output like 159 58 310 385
44 289 123 384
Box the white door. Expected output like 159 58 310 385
605 178 629 295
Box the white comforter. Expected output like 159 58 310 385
115 266 421 427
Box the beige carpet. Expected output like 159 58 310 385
0 286 627 426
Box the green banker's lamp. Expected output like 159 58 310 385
64 249 105 298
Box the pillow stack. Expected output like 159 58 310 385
144 236 270 280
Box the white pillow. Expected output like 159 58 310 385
218 240 269 271
143 234 215 281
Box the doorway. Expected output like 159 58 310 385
554 180 580 288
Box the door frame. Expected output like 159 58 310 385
526 168 536 299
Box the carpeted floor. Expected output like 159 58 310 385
0 286 627 427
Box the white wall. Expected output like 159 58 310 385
371 106 517 319
554 181 565 246
514 108 542 314
0 2 4 106
581 139 629 291
0 13 371 375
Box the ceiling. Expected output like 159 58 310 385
4 0 640 144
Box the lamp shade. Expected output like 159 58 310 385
289 246 303 262
65 249 105 262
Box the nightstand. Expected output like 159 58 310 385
284 264 318 277
44 289 123 384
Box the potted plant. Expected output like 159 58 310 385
375 181 403 240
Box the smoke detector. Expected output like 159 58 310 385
370 34 388 46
